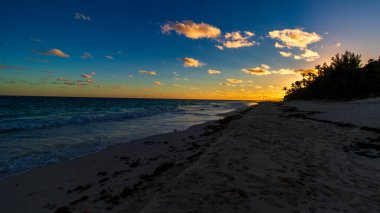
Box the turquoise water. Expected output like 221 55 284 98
0 96 251 177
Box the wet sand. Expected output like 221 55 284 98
1 101 380 212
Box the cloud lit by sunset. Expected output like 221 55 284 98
1 0 379 101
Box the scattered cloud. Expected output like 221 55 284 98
255 86 262 89
105 55 113 60
268 28 322 61
139 70 157 75
57 77 75 85
128 75 134 78
272 68 296 75
335 42 341 47
81 52 93 59
241 67 271 76
81 74 92 79
182 57 205 67
0 64 24 70
293 49 320 61
272 68 317 75
63 80 75 85
220 82 235 86
154 81 162 85
74 12 91 21
268 28 322 49
29 37 42 43
219 31 256 49
226 78 244 83
294 69 317 75
207 69 221 74
215 45 224 50
58 78 95 86
91 72 96 75
76 80 87 86
161 20 221 39
274 42 285 48
33 49 70 58
245 31 254 37
173 84 185 88
279 51 293 57
261 64 270 69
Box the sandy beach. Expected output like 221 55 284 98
1 101 380 212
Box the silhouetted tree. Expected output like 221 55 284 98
284 51 380 100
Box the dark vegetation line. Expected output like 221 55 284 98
284 51 380 100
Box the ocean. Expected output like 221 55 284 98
0 96 252 177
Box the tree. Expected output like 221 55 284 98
284 51 380 101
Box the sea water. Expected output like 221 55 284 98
0 96 252 177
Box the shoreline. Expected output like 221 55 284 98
0 104 256 212
1 101 380 212
0 102 252 180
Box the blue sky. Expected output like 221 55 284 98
1 0 379 100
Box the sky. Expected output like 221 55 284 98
1 0 379 100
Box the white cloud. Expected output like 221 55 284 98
275 42 285 49
208 69 221 74
220 31 256 49
139 70 157 75
269 28 322 61
33 49 70 58
336 42 341 47
215 45 224 50
261 64 270 69
294 49 320 61
182 57 205 67
272 68 317 75
173 84 184 87
226 78 243 83
268 28 322 49
154 81 162 85
74 12 91 21
272 68 296 75
279 51 293 57
244 31 255 37
241 67 271 76
161 20 221 39
81 74 92 79
80 52 93 59
105 55 113 60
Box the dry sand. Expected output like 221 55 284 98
1 101 380 212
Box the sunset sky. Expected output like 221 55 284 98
1 0 379 100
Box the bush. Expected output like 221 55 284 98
284 51 380 100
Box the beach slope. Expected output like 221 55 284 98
1 102 380 212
